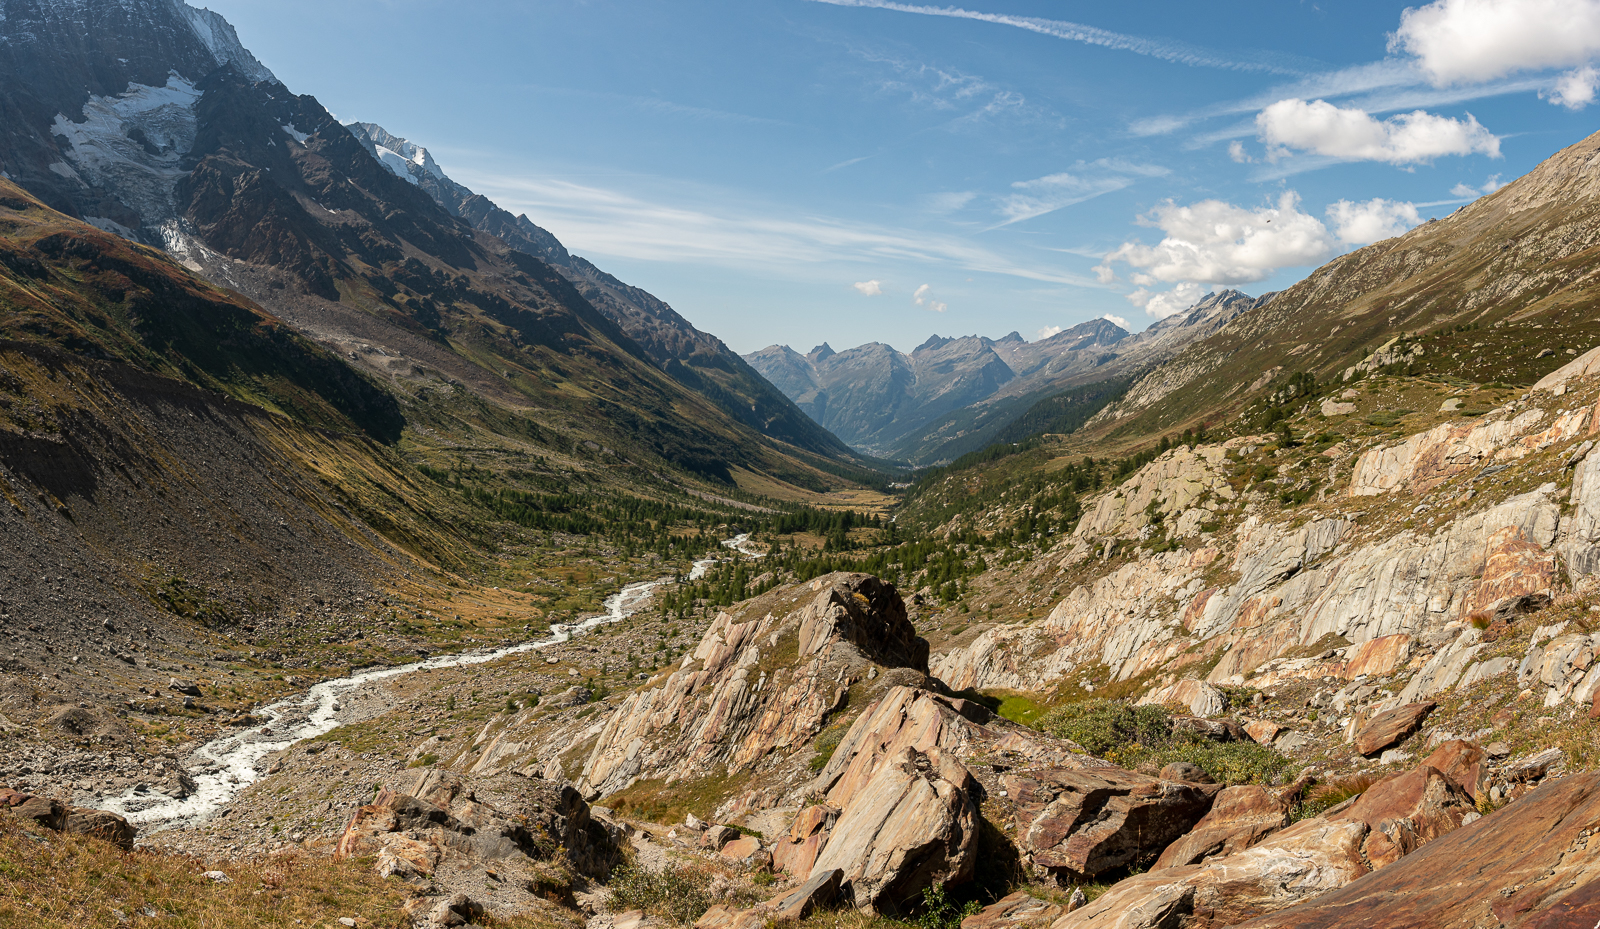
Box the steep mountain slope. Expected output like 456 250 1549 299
0 0 871 495
746 291 1264 463
1089 129 1600 442
344 122 855 461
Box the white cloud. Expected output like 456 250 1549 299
1326 198 1422 245
914 284 948 312
1228 140 1254 163
806 0 1314 75
853 279 884 295
1546 64 1600 107
1392 0 1600 85
1127 282 1208 320
1095 192 1336 287
1037 325 1063 339
996 159 1169 225
925 191 977 213
451 168 1102 287
1256 98 1501 164
1450 174 1507 197
1101 313 1129 328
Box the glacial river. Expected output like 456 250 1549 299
93 535 759 830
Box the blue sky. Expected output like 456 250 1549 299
204 0 1600 353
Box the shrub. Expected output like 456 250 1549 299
913 881 982 929
1039 699 1297 786
607 862 716 926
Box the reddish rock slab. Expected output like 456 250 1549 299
1339 634 1411 679
1242 719 1282 745
1004 766 1220 880
1052 763 1474 929
720 835 762 861
1233 773 1600 928
772 805 834 876
1421 740 1488 800
1354 701 1435 757
1152 785 1289 870
960 891 1066 929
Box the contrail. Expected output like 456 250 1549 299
806 0 1316 76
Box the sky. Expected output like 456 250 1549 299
201 0 1600 354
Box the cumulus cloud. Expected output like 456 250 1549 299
1095 192 1336 287
1256 98 1501 164
1326 198 1423 245
1228 140 1255 163
997 159 1169 225
1037 325 1063 339
914 284 948 313
1392 0 1600 85
1101 313 1130 328
1451 174 1507 197
1127 282 1208 320
853 279 884 295
1546 64 1600 107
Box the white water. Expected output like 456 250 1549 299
93 535 759 831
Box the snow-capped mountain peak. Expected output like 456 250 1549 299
347 122 447 185
169 1 277 84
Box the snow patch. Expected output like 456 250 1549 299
373 144 421 185
46 162 80 181
51 72 201 233
280 124 309 144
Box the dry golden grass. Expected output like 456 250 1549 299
0 814 414 929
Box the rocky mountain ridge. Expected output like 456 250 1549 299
343 122 855 462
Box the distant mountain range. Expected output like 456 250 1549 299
745 290 1270 463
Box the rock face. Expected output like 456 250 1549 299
1234 772 1600 928
1004 767 1220 880
936 438 1577 699
1054 762 1475 929
1348 408 1588 496
1151 785 1290 870
579 574 929 799
1138 679 1226 717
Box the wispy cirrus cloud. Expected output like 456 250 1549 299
806 0 1318 75
449 166 1103 287
995 159 1170 226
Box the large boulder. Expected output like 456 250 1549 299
772 686 1096 913
0 787 134 850
1234 772 1600 927
338 769 620 921
1152 785 1289 870
808 746 978 914
578 574 929 798
1004 766 1220 881
1053 762 1476 929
